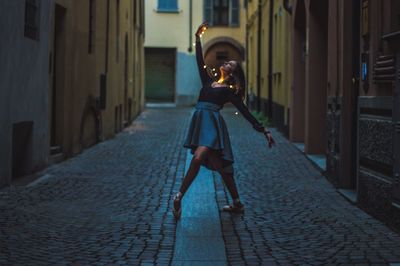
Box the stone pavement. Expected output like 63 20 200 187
0 106 399 265
172 150 226 265
215 108 400 265
0 108 191 265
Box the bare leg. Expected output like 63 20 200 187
179 146 210 196
220 172 240 201
173 146 210 219
208 151 240 201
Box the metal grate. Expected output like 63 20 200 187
396 122 400 133
373 55 396 83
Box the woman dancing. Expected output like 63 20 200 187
173 22 275 219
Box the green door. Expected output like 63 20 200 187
145 48 175 102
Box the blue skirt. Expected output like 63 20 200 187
183 101 234 173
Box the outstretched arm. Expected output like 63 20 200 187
229 92 276 147
228 92 265 132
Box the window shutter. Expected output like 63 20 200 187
204 0 213 25
158 0 178 11
169 0 178 10
230 0 239 26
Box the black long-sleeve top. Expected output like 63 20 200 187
195 39 265 133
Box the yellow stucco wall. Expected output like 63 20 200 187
145 0 203 53
145 0 246 105
272 0 292 123
247 0 270 100
246 0 292 126
145 0 245 53
202 1 246 48
52 0 145 155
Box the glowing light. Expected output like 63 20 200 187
229 85 233 89
214 73 218 76
212 68 216 71
203 65 207 69
235 112 238 115
193 42 196 46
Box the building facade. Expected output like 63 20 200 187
246 0 292 135
287 0 400 230
0 0 53 187
144 0 246 106
50 0 145 156
246 0 400 230
0 0 145 187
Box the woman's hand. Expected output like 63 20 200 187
263 129 276 148
195 22 209 38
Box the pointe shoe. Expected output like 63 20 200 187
173 192 182 219
222 200 244 213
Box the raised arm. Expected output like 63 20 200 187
195 37 212 85
195 22 212 86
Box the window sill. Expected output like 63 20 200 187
155 8 180 14
209 24 240 28
382 30 400 41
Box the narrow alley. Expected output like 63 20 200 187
1 107 399 265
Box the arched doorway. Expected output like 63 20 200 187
203 37 244 71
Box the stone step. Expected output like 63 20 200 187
50 145 62 155
49 152 65 165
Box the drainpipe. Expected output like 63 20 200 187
188 0 193 53
267 0 274 119
245 0 249 106
256 0 262 112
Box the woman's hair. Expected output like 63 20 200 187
226 62 246 101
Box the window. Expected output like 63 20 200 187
214 0 229 25
88 0 96 53
391 0 400 31
204 0 240 27
230 0 239 26
24 0 40 40
157 0 179 13
216 51 229 60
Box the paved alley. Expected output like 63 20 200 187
1 107 400 265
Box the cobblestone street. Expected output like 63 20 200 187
1 107 400 265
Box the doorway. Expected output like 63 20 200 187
305 0 328 155
145 48 176 102
290 0 306 143
50 4 66 155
